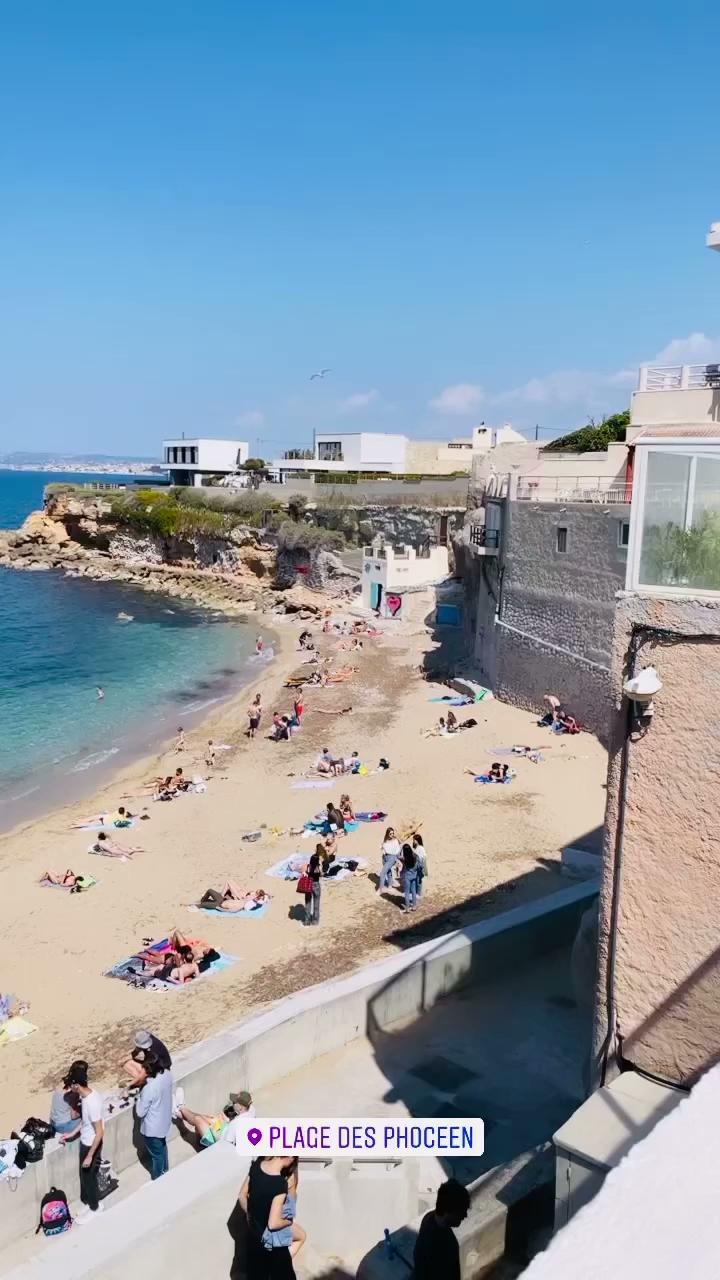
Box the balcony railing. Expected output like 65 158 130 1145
469 524 500 549
516 477 629 504
638 364 720 392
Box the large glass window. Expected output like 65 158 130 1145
318 441 344 461
638 450 720 591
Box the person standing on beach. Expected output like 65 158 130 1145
377 827 401 893
175 726 185 752
304 851 322 926
58 1063 104 1221
205 740 216 770
248 699 262 739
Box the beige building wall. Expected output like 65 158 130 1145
405 440 472 474
594 592 720 1088
631 386 720 427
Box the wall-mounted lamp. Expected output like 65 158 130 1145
623 664 663 730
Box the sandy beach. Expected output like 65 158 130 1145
0 606 607 1132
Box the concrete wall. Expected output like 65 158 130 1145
593 592 720 1089
405 440 472 475
631 386 720 426
260 477 470 501
461 501 630 738
0 883 597 1255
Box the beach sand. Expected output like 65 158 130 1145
0 609 607 1131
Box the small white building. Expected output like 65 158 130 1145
162 438 249 486
361 537 450 616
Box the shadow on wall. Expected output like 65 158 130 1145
352 876 597 1273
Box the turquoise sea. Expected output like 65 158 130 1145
0 472 261 829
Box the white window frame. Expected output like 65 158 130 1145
626 443 720 594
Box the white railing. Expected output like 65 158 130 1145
638 364 720 392
516 477 629 504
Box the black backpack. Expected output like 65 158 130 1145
13 1131 44 1164
23 1117 55 1142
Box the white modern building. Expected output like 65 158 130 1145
162 438 249 486
271 425 526 481
625 362 720 593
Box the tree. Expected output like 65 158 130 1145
242 457 266 471
543 410 630 453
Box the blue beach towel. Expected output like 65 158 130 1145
190 901 270 920
474 772 515 785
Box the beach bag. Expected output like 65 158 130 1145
36 1187 71 1236
22 1118 54 1142
97 1158 119 1201
296 873 313 895
15 1132 44 1163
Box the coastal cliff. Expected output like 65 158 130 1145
0 485 357 614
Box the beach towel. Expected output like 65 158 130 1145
473 772 515 785
104 939 237 989
265 855 367 882
0 1017 38 1045
76 819 135 831
265 856 309 881
291 779 334 790
355 811 388 822
189 901 270 920
428 695 472 705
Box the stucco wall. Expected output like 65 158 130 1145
594 592 720 1088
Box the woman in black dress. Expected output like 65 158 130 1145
240 1155 297 1278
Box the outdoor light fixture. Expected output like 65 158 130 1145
623 664 663 727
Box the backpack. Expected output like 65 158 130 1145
36 1188 71 1236
22 1117 55 1143
14 1132 44 1164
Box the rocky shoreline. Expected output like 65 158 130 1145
0 490 355 617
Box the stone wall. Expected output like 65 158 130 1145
593 592 720 1088
307 503 465 552
460 501 630 738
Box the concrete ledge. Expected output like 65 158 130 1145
0 880 598 1252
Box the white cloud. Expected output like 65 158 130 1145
494 366 637 407
429 383 485 414
339 389 379 413
649 332 720 365
235 410 265 429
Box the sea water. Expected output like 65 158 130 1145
0 472 262 828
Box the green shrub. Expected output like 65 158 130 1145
275 521 345 552
543 411 630 453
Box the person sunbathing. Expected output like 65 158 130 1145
87 832 142 858
154 948 199 984
339 793 355 821
70 805 133 828
40 869 78 887
198 883 272 912
488 762 510 782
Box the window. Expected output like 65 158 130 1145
618 521 630 548
636 449 720 591
318 441 344 462
556 526 568 553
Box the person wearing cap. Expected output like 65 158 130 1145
121 1029 172 1088
171 1086 254 1152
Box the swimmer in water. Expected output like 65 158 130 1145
96 687 104 700
255 635 264 655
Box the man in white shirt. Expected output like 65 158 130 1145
135 1061 173 1179
59 1062 105 1222
223 1090 256 1150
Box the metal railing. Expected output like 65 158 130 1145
516 477 629 504
470 524 500 548
638 364 720 392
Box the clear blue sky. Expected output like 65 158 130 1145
1 0 719 457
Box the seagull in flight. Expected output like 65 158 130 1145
310 368 332 380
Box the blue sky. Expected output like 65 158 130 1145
1 0 719 457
